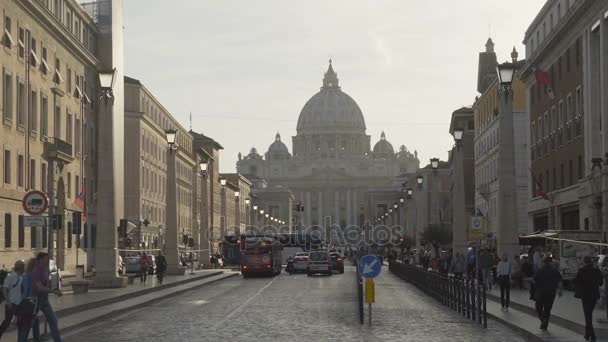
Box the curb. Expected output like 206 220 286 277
485 310 545 342
56 271 224 318
58 272 239 336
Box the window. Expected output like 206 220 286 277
91 224 96 248
41 47 49 75
3 69 13 122
546 170 550 192
17 79 25 127
66 67 71 95
569 160 573 186
83 223 88 248
576 86 583 116
566 48 571 72
67 172 72 199
544 112 549 138
75 118 81 154
18 215 24 248
30 159 36 190
4 214 11 248
3 16 12 49
559 101 564 128
67 222 72 248
17 154 24 187
42 226 47 249
576 38 581 65
66 112 72 144
567 95 573 122
538 117 543 141
531 122 536 144
30 35 38 68
54 105 61 138
75 175 79 199
560 163 564 188
41 163 47 193
30 90 38 132
551 107 557 132
578 155 583 180
3 150 10 184
530 86 535 105
558 57 562 80
553 167 556 190
41 95 48 137
30 226 36 250
18 27 24 59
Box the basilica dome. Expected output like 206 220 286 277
373 132 394 156
296 61 366 135
267 132 290 160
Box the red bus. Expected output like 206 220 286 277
241 237 282 277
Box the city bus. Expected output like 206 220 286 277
241 237 283 278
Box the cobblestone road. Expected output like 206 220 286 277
64 266 528 342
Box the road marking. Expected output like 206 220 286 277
209 277 276 331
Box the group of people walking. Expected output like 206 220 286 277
0 252 62 341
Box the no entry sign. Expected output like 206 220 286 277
22 191 49 216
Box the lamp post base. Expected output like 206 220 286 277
91 272 128 288
167 265 186 275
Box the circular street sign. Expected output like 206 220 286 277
22 191 49 216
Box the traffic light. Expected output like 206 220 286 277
72 212 82 235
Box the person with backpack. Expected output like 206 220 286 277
0 260 25 338
16 258 41 342
155 253 167 285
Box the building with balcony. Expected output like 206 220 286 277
0 0 101 274
520 0 601 232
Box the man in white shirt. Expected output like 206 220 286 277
0 260 25 338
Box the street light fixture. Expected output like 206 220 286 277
235 191 240 198
165 129 177 149
416 175 423 185
199 161 208 173
265 214 269 218
219 178 227 187
400 197 405 203
245 198 250 205
453 128 464 149
407 188 414 197
496 61 515 87
98 68 116 102
253 204 258 211
393 204 398 209
260 209 265 215
430 158 439 170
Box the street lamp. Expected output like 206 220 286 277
235 191 240 198
165 129 177 150
394 204 398 209
430 158 439 170
407 188 414 197
496 61 515 88
416 175 423 186
253 204 258 211
219 178 227 187
453 128 464 149
389 208 393 213
98 68 116 102
260 209 265 215
245 198 250 205
199 161 208 174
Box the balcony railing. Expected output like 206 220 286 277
44 137 74 163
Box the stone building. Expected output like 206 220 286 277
237 61 420 232
0 0 101 273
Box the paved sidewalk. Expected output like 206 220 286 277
0 269 236 338
486 286 608 337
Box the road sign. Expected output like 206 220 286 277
468 215 485 240
24 216 48 227
365 278 375 304
22 191 48 216
358 255 382 278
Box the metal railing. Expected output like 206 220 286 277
389 261 487 328
354 258 364 324
45 137 73 157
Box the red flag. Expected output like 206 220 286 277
529 168 550 201
534 67 551 86
73 182 87 223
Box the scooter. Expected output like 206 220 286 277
286 257 295 274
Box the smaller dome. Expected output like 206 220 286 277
246 147 262 160
373 131 394 155
267 133 291 160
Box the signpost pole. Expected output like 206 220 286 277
368 303 372 326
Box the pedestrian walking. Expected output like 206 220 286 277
534 256 562 331
532 247 543 273
31 252 62 342
17 258 40 342
0 260 25 338
155 253 167 285
574 256 603 341
139 253 149 283
496 253 512 311
511 254 523 289
479 249 495 290
450 252 465 279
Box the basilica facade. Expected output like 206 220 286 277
237 62 419 229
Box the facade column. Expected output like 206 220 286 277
306 191 312 227
497 85 519 256
317 191 323 226
346 189 352 227
166 149 183 275
452 145 467 255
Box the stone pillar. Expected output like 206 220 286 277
497 86 519 257
346 189 352 227
452 145 467 256
166 149 184 275
317 191 323 226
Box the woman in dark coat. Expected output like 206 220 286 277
575 256 604 342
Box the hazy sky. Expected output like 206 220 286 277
122 0 546 172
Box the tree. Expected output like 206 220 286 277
422 224 452 257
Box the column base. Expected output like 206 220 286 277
167 265 186 275
91 272 128 288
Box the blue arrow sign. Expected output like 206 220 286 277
358 255 382 278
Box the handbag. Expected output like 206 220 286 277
15 298 37 317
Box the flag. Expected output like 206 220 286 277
532 65 551 86
529 168 550 201
73 183 87 223
475 208 484 217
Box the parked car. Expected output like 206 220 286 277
329 252 344 274
124 256 142 274
293 255 309 273
307 251 332 276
